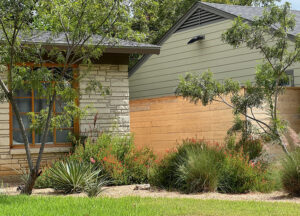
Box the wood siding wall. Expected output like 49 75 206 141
130 19 300 99
130 89 300 154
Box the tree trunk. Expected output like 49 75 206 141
20 169 39 195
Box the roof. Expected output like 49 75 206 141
129 2 300 76
202 2 300 36
22 31 160 55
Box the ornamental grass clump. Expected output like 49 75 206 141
151 138 278 194
281 149 300 196
217 153 258 194
150 139 224 193
176 148 223 193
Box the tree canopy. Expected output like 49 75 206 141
176 1 298 155
0 0 142 194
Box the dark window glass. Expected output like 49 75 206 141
12 66 74 146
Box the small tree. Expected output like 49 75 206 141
176 2 300 155
0 0 135 194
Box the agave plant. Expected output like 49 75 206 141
48 158 102 194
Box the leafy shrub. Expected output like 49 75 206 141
71 133 156 185
48 158 104 194
238 138 263 161
226 136 263 161
253 166 281 193
218 153 258 194
281 149 300 196
34 167 54 189
149 152 178 190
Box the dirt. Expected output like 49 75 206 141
1 184 300 203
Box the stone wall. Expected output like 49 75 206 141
0 63 130 181
79 64 130 136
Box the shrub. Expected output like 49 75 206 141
48 158 104 194
176 149 223 193
226 136 263 161
218 153 258 194
238 138 263 161
150 139 224 193
71 133 156 185
34 167 53 189
281 149 300 196
253 166 281 193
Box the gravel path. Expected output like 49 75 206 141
2 185 300 203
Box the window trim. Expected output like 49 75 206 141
9 63 80 149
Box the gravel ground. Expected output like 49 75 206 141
1 184 300 203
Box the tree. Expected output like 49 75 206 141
0 0 136 195
130 0 277 45
176 1 299 155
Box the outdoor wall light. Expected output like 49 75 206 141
187 35 205 44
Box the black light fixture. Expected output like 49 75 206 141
187 35 205 44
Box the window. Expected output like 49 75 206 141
10 65 79 147
279 70 294 87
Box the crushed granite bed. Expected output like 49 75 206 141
1 184 300 203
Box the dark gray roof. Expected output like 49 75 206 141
202 2 300 36
20 31 160 54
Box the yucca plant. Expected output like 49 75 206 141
48 158 102 194
85 177 109 197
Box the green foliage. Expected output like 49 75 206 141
34 167 54 189
48 158 105 194
238 138 263 161
176 147 224 193
218 153 259 194
281 149 300 196
150 139 224 193
225 136 263 161
84 177 108 197
176 2 299 154
151 138 278 194
71 133 156 185
130 0 264 45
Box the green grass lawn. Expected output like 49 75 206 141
0 195 300 216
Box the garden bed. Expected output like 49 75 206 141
2 185 300 203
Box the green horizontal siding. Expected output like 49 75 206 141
130 19 300 99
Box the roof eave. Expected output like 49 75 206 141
105 47 160 54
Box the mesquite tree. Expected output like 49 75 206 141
176 2 300 155
0 0 134 195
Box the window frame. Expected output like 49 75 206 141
9 63 80 149
279 69 295 87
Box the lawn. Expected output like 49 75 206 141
0 195 300 216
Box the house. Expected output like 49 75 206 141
129 2 300 154
0 32 160 180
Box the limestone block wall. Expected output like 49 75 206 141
0 63 130 180
79 64 130 136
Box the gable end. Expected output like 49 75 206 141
176 8 224 32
